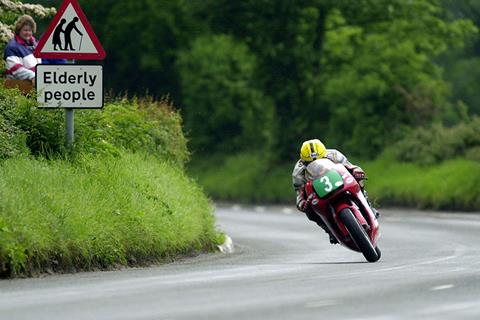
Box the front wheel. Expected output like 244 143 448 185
339 208 380 262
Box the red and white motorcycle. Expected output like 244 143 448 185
304 159 381 262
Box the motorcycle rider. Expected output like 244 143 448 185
292 139 379 244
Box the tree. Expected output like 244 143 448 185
189 0 476 158
190 0 333 159
176 34 274 154
320 1 477 157
440 0 480 115
0 0 55 47
88 0 197 100
24 0 478 160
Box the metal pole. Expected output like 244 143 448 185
65 58 76 148
65 109 74 147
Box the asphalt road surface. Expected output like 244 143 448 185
1 205 480 320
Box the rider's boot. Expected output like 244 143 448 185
304 207 338 244
318 222 338 244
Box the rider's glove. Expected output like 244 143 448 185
345 165 366 180
352 167 366 180
296 188 312 212
298 198 308 212
301 193 316 211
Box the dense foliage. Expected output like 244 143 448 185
75 97 190 166
0 86 64 158
15 0 480 161
441 0 480 115
63 0 480 160
1 0 480 161
391 116 480 165
176 34 274 154
0 86 189 165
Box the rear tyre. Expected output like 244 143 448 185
375 246 381 260
339 208 380 262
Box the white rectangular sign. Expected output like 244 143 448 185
36 64 103 109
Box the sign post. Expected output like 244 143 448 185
34 0 106 148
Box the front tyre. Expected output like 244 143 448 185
339 208 380 262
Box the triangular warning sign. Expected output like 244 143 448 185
34 0 106 60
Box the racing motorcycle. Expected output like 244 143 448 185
303 158 381 262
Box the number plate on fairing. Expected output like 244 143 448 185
313 170 344 198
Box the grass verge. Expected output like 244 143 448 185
189 153 293 203
364 156 480 211
190 152 480 211
0 152 220 278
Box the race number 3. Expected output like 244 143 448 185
320 176 333 192
313 170 344 198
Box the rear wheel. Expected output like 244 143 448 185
339 208 380 262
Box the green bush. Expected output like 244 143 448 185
0 86 66 157
0 86 189 165
0 152 217 278
0 87 29 158
75 97 190 166
0 113 28 159
189 152 293 203
391 117 480 165
465 146 480 162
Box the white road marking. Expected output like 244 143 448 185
431 284 454 291
304 300 336 308
282 207 294 215
231 204 241 211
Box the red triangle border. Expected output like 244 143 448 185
34 0 106 60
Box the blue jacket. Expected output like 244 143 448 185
3 35 41 80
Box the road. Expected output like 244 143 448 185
1 205 480 320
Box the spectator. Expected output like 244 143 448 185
3 15 40 83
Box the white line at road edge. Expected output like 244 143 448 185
217 235 234 254
431 284 454 291
304 300 336 308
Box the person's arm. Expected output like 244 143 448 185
5 56 35 80
74 25 83 36
325 149 352 166
326 149 366 181
292 160 308 211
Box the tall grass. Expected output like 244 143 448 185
0 152 217 278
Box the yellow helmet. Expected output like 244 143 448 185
300 139 327 162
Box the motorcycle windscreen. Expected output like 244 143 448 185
312 170 344 198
